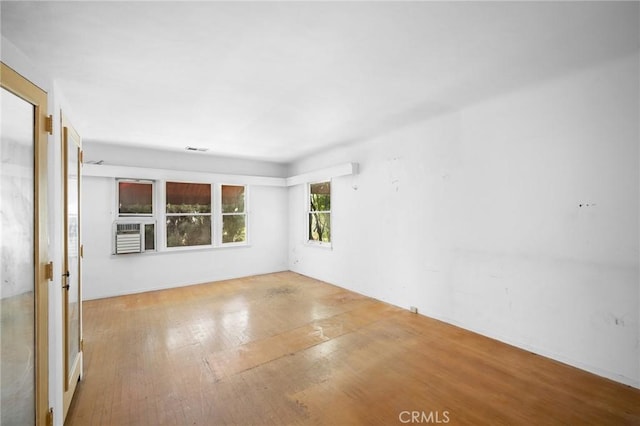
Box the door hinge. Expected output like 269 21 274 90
45 262 54 281
80 244 84 258
45 115 53 135
80 150 84 164
80 338 84 352
47 407 54 426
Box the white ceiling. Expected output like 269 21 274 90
1 1 638 163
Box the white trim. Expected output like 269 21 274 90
85 163 286 187
287 162 357 187
164 243 215 252
85 162 359 188
305 240 333 250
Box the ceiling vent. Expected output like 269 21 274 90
185 146 209 152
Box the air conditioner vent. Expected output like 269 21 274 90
117 223 140 233
114 222 142 254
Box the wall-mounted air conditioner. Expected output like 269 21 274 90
114 222 142 254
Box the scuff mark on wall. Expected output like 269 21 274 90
387 156 402 192
591 311 630 328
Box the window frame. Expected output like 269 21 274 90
115 179 156 253
306 180 332 248
113 178 254 254
164 180 213 249
220 184 249 246
116 179 155 217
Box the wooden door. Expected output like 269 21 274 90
1 63 50 425
61 113 82 420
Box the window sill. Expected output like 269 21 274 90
111 243 251 257
305 241 332 250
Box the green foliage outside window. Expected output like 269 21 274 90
119 203 153 214
222 185 246 243
309 182 330 243
166 203 210 214
166 216 211 247
166 182 212 247
222 215 246 243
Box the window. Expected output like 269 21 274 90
115 179 251 252
116 179 155 252
144 223 155 250
221 185 247 244
308 181 331 244
166 182 212 247
118 180 153 216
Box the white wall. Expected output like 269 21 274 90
81 154 289 300
288 52 640 387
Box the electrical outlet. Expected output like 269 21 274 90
410 306 418 314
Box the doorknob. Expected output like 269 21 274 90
63 271 70 290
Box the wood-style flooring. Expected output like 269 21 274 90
65 272 640 425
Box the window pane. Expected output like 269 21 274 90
166 215 211 247
144 223 155 251
310 182 330 211
222 185 245 213
119 181 152 214
166 182 211 213
223 215 246 243
1 86 36 425
309 212 330 242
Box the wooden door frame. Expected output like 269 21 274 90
61 112 83 420
1 62 50 425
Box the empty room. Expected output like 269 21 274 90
1 1 639 425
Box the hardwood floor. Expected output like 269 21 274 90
65 272 639 425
